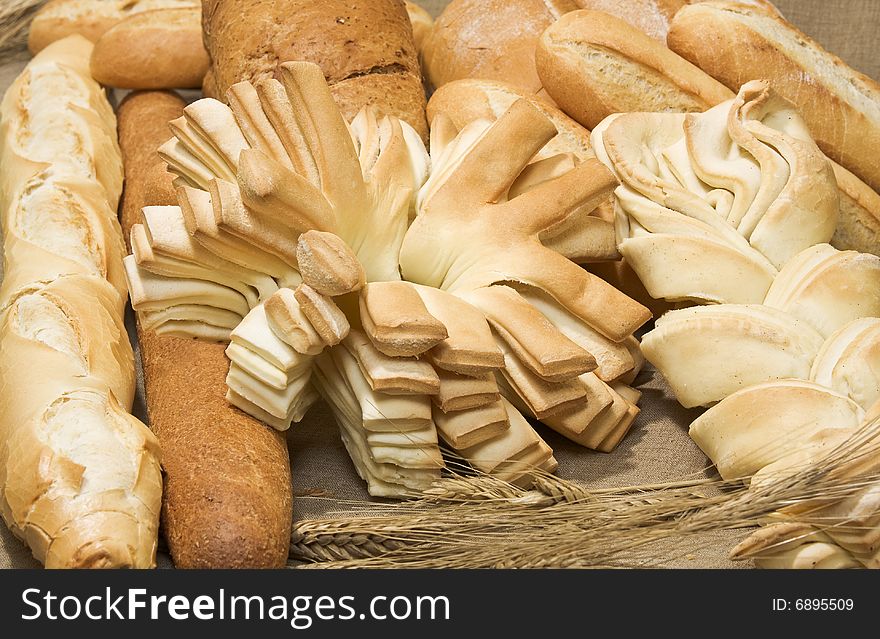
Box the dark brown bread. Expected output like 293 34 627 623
117 91 293 568
200 0 428 138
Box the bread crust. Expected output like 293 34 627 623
201 0 427 138
422 0 579 93
117 90 293 568
90 8 208 89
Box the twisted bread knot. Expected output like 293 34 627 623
593 80 880 568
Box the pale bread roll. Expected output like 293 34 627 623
422 0 578 92
28 0 198 53
90 8 209 89
642 305 825 408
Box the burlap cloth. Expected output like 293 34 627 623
2 0 878 569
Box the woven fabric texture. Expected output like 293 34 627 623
2 0 878 569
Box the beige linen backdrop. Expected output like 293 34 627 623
1 0 878 568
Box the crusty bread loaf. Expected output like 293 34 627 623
117 90 293 568
422 0 578 93
201 0 428 138
28 0 198 53
0 36 161 568
667 1 880 194
536 10 735 130
574 0 686 41
90 8 208 89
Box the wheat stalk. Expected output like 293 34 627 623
288 415 880 568
0 0 45 56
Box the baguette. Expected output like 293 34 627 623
421 0 578 93
201 0 428 139
90 8 208 89
536 10 735 130
667 1 880 194
28 0 198 53
117 91 293 568
0 36 161 568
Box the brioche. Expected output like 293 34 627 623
668 1 880 194
0 37 161 568
201 0 428 138
90 8 208 89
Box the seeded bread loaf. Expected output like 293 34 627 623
201 0 428 138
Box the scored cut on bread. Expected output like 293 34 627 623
536 10 734 131
0 37 162 568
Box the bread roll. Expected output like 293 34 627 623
571 1 780 42
667 1 880 194
574 0 686 41
90 7 208 89
201 0 428 138
0 37 161 568
536 10 735 131
28 0 198 53
404 1 433 51
422 0 578 93
117 91 293 568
